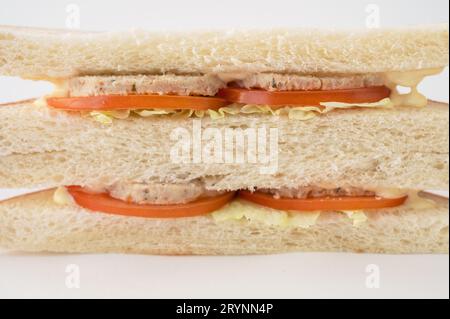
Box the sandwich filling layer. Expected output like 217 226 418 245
109 182 378 205
40 68 444 122
53 183 437 228
66 73 385 97
79 180 405 206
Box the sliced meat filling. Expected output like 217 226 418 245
67 73 386 97
68 74 226 97
107 180 224 205
108 181 376 205
259 186 376 199
235 73 385 91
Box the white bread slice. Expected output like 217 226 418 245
0 190 447 254
0 100 448 191
0 24 448 79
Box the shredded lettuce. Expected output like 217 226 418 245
211 200 321 228
343 211 368 226
288 106 322 120
134 109 173 116
90 111 114 124
212 200 370 228
320 98 393 110
89 98 393 124
286 211 321 229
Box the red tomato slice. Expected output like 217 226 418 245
46 95 228 111
67 186 236 218
217 86 391 107
238 190 407 211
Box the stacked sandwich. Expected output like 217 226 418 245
0 25 448 254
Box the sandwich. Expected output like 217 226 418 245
0 24 448 255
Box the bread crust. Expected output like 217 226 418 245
0 189 447 254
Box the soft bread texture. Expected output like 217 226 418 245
0 100 448 191
0 190 447 254
0 24 448 78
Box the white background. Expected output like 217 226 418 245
0 0 448 299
